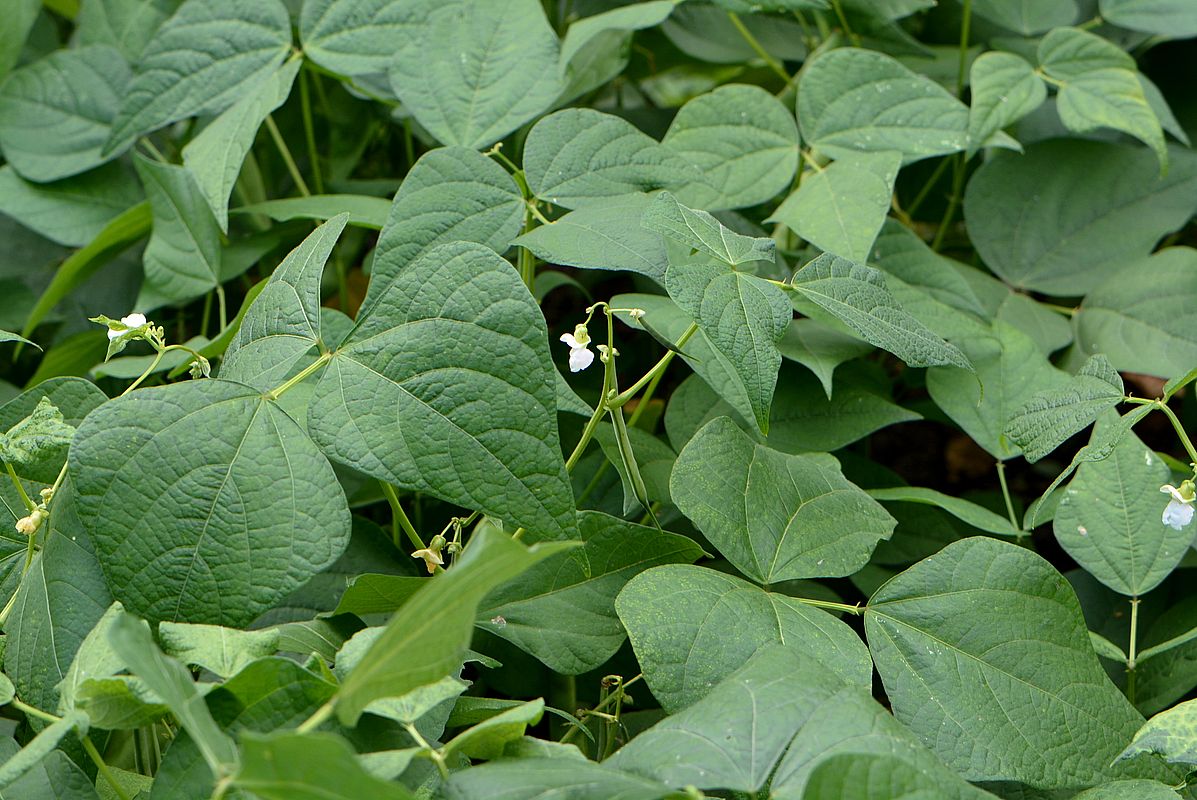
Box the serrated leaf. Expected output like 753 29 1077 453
1004 354 1125 463
928 320 1069 460
333 527 572 726
363 147 523 320
963 140 1197 295
1039 28 1166 169
768 151 901 261
1100 0 1197 37
0 45 131 182
524 110 699 210
309 242 577 540
1055 426 1185 596
661 84 799 210
134 154 222 305
71 379 351 626
791 252 972 370
386 0 562 149
514 193 668 282
182 58 299 232
866 536 1155 788
0 162 142 248
671 417 894 583
104 0 292 152
665 260 788 432
477 511 703 675
234 731 414 799
643 191 775 266
1074 247 1197 380
966 51 1045 153
798 47 968 163
616 565 872 714
220 214 348 390
108 612 237 774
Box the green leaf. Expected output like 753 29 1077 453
797 753 999 800
870 220 986 315
963 140 1197 295
661 84 799 210
524 110 699 210
1074 781 1182 800
1119 698 1197 767
0 674 13 706
445 758 677 800
477 511 703 675
1054 427 1185 596
513 193 667 283
158 622 280 679
0 378 106 487
20 201 151 339
557 1 678 103
0 712 87 790
972 0 1080 34
791 252 972 370
0 397 75 466
231 194 391 230
386 0 562 149
4 479 112 713
442 699 544 761
134 154 222 305
665 261 788 433
1039 28 1166 169
866 536 1153 788
1004 354 1125 463
0 162 142 248
671 417 894 583
768 151 902 261
1075 247 1197 379
108 612 237 774
927 320 1069 460
607 645 845 793
182 58 300 232
105 0 292 152
75 0 181 62
868 487 1020 537
776 318 873 399
71 379 352 626
643 191 775 266
75 676 168 729
1100 0 1197 37
221 214 348 390
299 0 440 80
331 574 424 617
308 242 578 540
0 0 39 83
0 741 99 800
363 147 523 319
0 45 131 182
233 731 414 800
798 47 968 163
966 51 1045 152
333 527 573 726
0 330 36 349
616 565 872 713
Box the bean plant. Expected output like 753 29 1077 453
1 0 1197 798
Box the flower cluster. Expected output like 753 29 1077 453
1161 479 1196 531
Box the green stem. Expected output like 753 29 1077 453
565 399 609 473
931 153 966 251
10 697 60 724
266 352 331 400
727 12 790 83
139 138 168 163
264 115 312 197
609 322 699 407
200 290 213 337
404 723 450 780
560 674 642 745
215 283 228 332
82 735 133 800
830 0 860 45
906 155 953 218
794 596 863 615
626 364 667 429
995 460 1020 533
1154 401 1197 465
298 65 325 195
1127 596 1140 705
380 482 426 552
5 462 35 514
296 700 334 734
123 350 166 394
955 0 972 98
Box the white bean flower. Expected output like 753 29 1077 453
108 312 147 340
1160 479 1196 531
560 324 594 373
